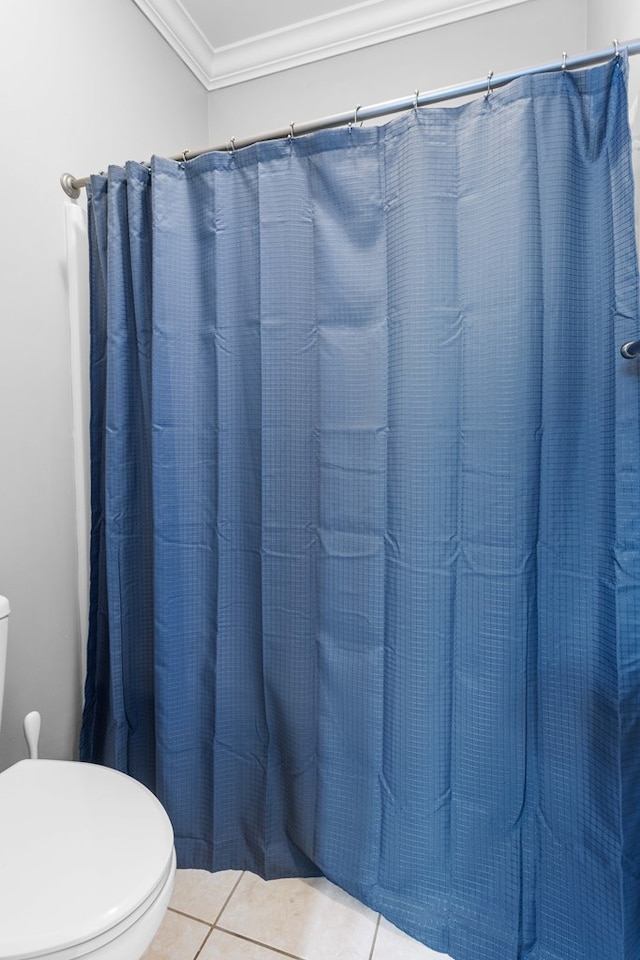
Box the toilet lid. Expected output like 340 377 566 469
0 760 174 959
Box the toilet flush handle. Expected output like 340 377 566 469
24 711 41 760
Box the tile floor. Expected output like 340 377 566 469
143 869 452 960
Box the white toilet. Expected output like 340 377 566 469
0 597 176 960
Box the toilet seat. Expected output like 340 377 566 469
0 760 175 960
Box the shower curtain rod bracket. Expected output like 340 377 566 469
61 173 81 199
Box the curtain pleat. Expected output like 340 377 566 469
80 57 640 960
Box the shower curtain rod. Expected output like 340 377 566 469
60 37 640 198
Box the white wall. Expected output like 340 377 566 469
0 0 208 770
208 0 587 144
588 0 640 52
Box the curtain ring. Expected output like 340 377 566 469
561 51 568 72
485 71 494 101
613 38 620 59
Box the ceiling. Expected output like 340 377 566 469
183 0 358 48
132 0 529 91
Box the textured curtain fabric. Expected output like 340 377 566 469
81 58 640 960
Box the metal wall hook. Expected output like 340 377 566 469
621 340 640 358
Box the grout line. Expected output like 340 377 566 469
368 914 382 960
157 907 214 960
216 926 309 960
191 870 248 960
213 869 246 925
167 906 212 925
192 922 215 960
166 870 246 927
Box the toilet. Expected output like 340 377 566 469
0 597 176 960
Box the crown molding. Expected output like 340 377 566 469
132 0 216 88
133 0 533 91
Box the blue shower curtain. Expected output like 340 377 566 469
81 57 640 960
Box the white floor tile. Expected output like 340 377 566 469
170 868 243 923
372 916 452 960
199 928 293 959
217 872 378 960
141 908 210 960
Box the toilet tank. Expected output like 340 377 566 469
0 596 9 738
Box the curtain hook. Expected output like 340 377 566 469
561 51 568 72
288 121 295 139
227 137 236 154
414 89 420 112
181 149 190 162
485 70 494 101
354 104 363 127
613 38 620 59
